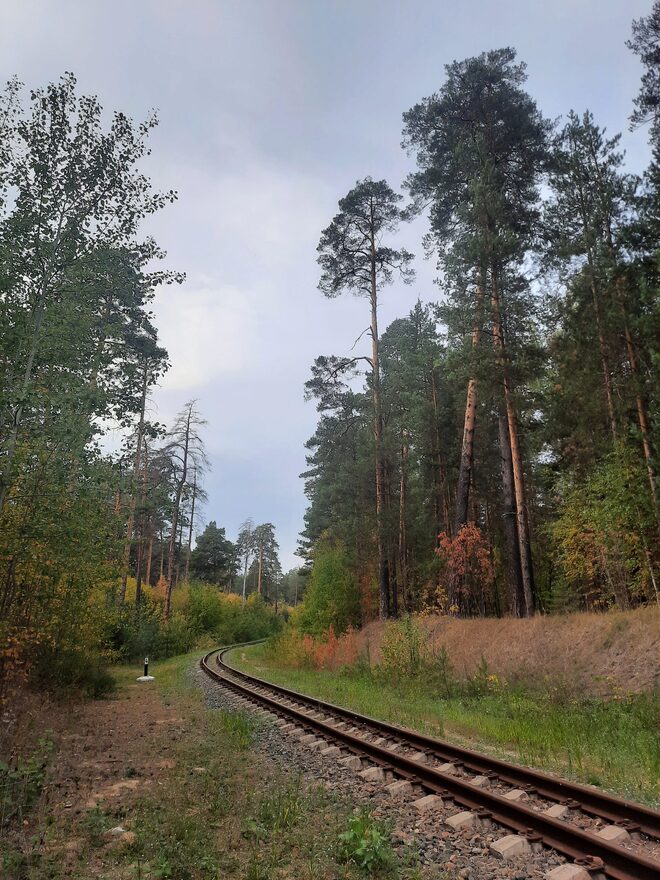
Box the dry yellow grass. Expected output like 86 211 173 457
353 606 660 695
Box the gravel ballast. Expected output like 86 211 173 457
194 664 572 880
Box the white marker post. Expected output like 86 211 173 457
137 655 155 682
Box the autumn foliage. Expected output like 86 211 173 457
435 524 496 616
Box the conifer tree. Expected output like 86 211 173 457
403 49 550 615
316 178 414 617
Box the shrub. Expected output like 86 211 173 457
110 585 282 664
298 539 360 637
154 613 196 658
549 443 656 610
436 523 495 616
379 616 423 682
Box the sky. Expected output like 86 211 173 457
0 0 653 569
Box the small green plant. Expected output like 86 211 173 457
247 776 305 839
432 644 455 698
379 616 423 682
81 804 108 847
337 810 395 874
468 654 491 696
0 737 52 825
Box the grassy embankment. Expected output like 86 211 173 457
230 641 660 807
2 652 433 880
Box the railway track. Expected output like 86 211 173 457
201 644 660 880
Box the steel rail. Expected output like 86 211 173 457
201 646 660 880
215 644 660 840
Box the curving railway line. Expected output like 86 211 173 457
201 644 660 880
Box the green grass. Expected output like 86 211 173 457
111 648 207 694
230 643 660 807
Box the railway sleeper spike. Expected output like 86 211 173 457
575 855 606 872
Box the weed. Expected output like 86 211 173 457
245 774 305 840
0 737 52 826
213 709 256 750
81 805 108 847
337 810 396 875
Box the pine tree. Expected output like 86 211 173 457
316 178 414 617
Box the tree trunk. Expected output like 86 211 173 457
369 199 390 618
398 441 409 611
134 439 149 610
145 532 153 588
430 368 450 538
257 545 263 595
134 539 144 610
184 466 197 582
454 272 484 533
119 360 149 603
165 407 192 618
0 265 55 516
490 268 535 617
242 552 249 603
498 410 524 616
588 273 618 441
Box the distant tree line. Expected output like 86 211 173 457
301 8 660 621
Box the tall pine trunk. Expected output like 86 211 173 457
184 466 197 582
134 439 149 610
165 408 192 618
369 202 390 618
430 369 450 538
453 272 484 534
397 441 409 610
145 532 153 589
588 270 618 441
490 268 535 617
498 410 525 616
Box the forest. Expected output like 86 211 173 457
0 5 659 702
300 13 660 627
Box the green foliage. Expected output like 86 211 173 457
154 613 198 658
550 444 656 609
246 775 305 840
0 737 53 827
112 588 282 663
0 74 179 697
189 521 236 585
298 539 360 636
337 810 396 875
